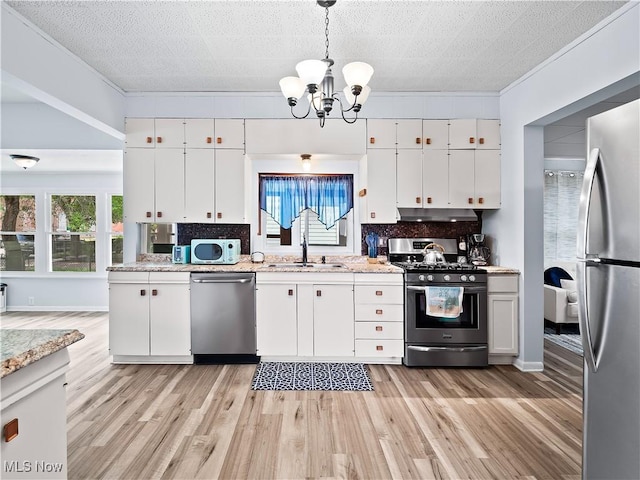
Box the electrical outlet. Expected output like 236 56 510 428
28 297 35 306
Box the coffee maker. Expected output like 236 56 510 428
467 234 491 266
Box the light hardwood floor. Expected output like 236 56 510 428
1 312 583 480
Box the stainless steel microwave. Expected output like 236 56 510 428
190 239 241 264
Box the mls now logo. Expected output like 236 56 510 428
4 461 64 473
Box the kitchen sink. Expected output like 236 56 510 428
266 263 346 269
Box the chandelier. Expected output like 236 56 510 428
279 0 373 128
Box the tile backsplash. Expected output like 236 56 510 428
177 224 251 254
361 220 482 256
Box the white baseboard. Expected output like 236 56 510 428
260 356 402 365
6 306 108 312
513 357 544 372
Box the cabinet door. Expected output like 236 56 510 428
422 150 449 208
476 119 500 149
449 119 477 149
396 149 423 208
109 282 150 356
474 150 501 208
123 149 155 222
215 150 245 223
154 149 185 222
422 120 449 150
155 119 185 148
448 150 475 208
185 118 215 148
149 282 191 356
215 119 245 149
256 284 298 355
125 118 155 148
185 149 215 223
313 284 354 356
488 294 518 354
363 150 397 223
396 119 422 149
367 119 396 149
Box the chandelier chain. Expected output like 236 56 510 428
324 6 330 60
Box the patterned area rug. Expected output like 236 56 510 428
251 362 374 391
544 327 583 355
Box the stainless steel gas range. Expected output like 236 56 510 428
389 238 488 367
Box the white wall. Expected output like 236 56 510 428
485 3 640 371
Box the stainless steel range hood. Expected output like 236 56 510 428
397 208 478 222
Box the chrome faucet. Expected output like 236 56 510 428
302 234 308 266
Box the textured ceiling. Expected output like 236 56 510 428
5 0 629 93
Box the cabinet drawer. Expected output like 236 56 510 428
355 285 403 304
355 339 404 357
355 304 403 322
488 274 518 293
355 322 403 340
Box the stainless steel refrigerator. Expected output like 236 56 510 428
577 98 640 479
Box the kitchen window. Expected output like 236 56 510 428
0 195 36 272
50 195 97 272
110 195 124 264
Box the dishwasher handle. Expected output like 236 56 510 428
192 277 253 284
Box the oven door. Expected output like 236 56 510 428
405 284 487 345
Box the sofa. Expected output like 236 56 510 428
544 262 579 334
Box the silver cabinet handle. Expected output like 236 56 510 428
192 278 252 284
407 345 487 353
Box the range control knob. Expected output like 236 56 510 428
427 275 434 282
418 274 426 282
460 275 468 282
443 274 451 282
469 275 476 282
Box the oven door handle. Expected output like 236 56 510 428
407 345 487 353
406 285 486 293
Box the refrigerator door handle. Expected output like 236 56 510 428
577 260 598 373
577 147 600 259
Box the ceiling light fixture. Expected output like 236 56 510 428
301 153 312 172
279 0 373 128
10 154 40 169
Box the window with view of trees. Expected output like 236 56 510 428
0 195 36 271
111 195 124 265
50 195 97 272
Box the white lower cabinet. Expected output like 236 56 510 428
108 272 192 362
354 273 404 359
256 283 298 356
311 284 355 357
488 273 519 358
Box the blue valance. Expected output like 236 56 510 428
260 175 353 230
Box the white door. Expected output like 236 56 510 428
423 150 449 208
256 284 298 356
396 119 423 149
215 150 245 223
154 119 185 148
185 149 215 223
154 149 185 222
449 119 477 149
488 294 518 354
123 149 155 222
367 119 396 149
125 118 155 148
474 150 501 208
214 119 245 149
476 119 500 149
422 120 449 150
363 150 397 223
109 282 150 356
448 150 475 208
185 118 215 148
313 284 354 356
396 149 423 208
149 282 191 356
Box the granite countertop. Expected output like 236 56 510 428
484 266 520 274
108 255 404 274
1 329 85 378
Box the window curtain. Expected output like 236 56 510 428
260 175 353 229
544 170 584 265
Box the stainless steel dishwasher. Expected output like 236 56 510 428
190 272 258 364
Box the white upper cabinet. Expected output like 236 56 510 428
360 150 397 224
449 119 500 149
474 150 501 208
125 118 155 148
154 119 185 148
422 120 449 150
215 149 246 223
396 119 423 149
367 119 396 149
214 119 245 149
448 150 476 208
154 149 185 222
396 150 423 208
184 149 215 223
123 149 155 222
185 119 215 148
422 150 449 208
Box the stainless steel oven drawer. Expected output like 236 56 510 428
403 344 488 367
